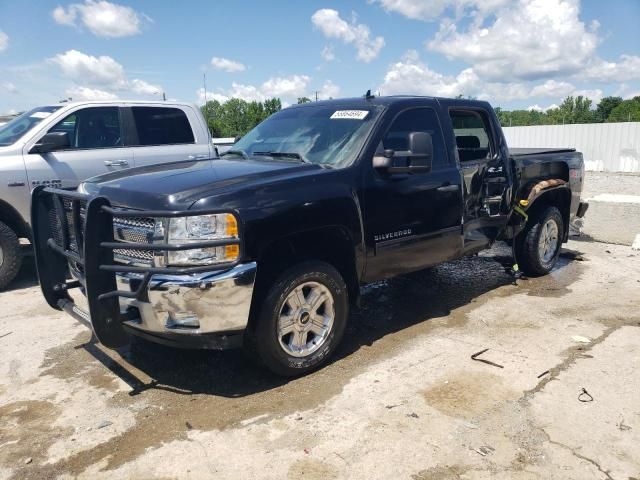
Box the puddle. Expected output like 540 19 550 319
0 400 68 479
422 371 518 419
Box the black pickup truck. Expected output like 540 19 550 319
32 96 588 376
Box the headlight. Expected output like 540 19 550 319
164 213 239 266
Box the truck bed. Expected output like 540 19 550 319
509 148 576 156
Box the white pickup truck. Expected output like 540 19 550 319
0 100 215 288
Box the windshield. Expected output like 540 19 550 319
0 106 62 146
230 104 383 168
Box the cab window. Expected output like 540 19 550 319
49 107 123 149
382 108 448 167
131 107 195 146
449 110 492 162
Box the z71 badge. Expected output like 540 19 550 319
374 229 413 242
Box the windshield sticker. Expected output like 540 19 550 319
30 112 52 119
330 110 369 120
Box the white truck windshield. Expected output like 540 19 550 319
0 106 62 146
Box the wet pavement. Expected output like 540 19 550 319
1 240 639 479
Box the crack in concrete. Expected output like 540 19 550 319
545 435 614 480
522 322 635 400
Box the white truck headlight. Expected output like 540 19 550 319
165 213 239 266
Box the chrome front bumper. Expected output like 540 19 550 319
116 262 257 337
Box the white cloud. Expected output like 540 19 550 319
2 82 18 94
427 0 599 82
321 45 335 62
372 0 509 21
50 49 162 98
0 30 8 52
211 57 246 73
197 75 312 104
261 75 311 98
197 88 230 104
379 50 606 103
52 1 145 38
527 103 558 112
529 80 575 98
572 88 603 104
379 50 482 98
51 49 125 85
129 78 161 95
583 55 640 83
65 86 119 100
311 9 385 62
318 80 340 99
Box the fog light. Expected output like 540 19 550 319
166 311 200 329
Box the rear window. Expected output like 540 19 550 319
131 107 194 146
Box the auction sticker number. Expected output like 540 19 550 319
330 110 369 120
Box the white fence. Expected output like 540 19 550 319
503 122 640 173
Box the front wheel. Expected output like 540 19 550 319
0 221 23 290
516 206 564 277
246 261 349 376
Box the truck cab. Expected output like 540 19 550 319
0 100 213 288
32 96 587 376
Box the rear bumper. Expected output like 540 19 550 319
116 262 256 345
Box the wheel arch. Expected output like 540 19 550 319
525 185 571 241
0 198 30 239
248 225 360 329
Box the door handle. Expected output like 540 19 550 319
437 184 460 192
188 154 209 160
104 160 129 167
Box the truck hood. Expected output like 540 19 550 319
81 158 324 210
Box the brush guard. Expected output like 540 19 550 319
31 186 242 348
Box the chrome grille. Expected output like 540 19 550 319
48 199 157 266
112 213 156 265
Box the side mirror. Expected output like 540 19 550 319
407 132 433 165
374 132 433 174
29 132 70 154
373 149 394 168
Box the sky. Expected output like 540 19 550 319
1 0 639 115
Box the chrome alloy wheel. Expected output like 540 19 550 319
538 219 559 264
277 281 335 357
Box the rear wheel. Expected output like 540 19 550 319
246 261 349 376
516 206 563 277
0 221 22 290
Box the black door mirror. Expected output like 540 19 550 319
374 132 433 174
373 149 395 168
30 132 70 154
407 132 433 165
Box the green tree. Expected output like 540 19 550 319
297 97 312 104
607 96 640 122
546 96 596 124
264 98 282 116
595 96 623 122
200 97 283 137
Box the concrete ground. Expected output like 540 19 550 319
1 239 639 480
581 172 640 246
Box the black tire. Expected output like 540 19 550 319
0 221 22 290
516 206 564 277
246 261 349 377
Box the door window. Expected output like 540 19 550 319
449 110 492 162
382 108 447 167
131 107 195 146
48 107 123 149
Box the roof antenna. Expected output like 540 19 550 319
364 89 375 100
